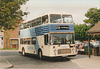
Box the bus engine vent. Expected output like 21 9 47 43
58 49 71 54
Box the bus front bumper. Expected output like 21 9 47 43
46 53 77 57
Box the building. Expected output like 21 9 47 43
88 21 100 35
87 21 100 57
0 31 3 49
4 26 19 48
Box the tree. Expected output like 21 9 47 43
0 0 28 30
75 24 90 41
84 8 100 27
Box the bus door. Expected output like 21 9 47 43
43 34 50 55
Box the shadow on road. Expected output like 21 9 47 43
68 54 88 60
23 54 70 62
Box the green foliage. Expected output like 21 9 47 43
0 0 28 30
91 35 100 40
75 24 91 41
84 8 100 27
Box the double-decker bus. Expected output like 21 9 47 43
19 12 77 59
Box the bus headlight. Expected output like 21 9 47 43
54 50 56 55
72 48 75 54
72 48 75 51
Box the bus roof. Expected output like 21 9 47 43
23 11 72 23
43 11 71 15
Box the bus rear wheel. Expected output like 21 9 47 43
38 50 42 60
22 48 25 56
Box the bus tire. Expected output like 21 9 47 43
22 48 26 56
38 50 42 60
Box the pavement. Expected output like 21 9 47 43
0 56 13 68
71 55 100 69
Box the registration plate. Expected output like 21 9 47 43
61 46 69 48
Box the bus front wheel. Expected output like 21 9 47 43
38 50 42 60
22 48 25 56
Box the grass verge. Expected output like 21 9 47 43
0 48 18 50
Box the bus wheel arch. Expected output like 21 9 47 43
22 47 26 56
38 48 43 59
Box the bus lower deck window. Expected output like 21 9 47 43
32 38 36 44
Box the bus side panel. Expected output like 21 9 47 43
19 44 28 53
33 37 40 55
26 45 36 54
19 28 37 54
37 35 50 56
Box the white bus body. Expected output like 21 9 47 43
19 12 77 59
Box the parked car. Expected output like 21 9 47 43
78 42 93 54
82 42 94 47
75 41 82 48
75 41 82 45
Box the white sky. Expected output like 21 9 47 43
21 0 100 24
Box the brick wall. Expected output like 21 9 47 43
4 26 19 48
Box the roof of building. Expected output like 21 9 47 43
88 21 100 35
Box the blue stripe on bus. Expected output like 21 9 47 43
19 28 36 38
35 24 74 36
19 24 74 38
34 37 39 54
35 25 49 36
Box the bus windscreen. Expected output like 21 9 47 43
50 33 74 45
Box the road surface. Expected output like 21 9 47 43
0 50 81 69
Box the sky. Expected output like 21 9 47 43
21 0 100 24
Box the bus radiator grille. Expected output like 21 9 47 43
58 49 71 54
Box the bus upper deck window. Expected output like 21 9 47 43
50 14 61 23
42 15 48 24
62 15 73 23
